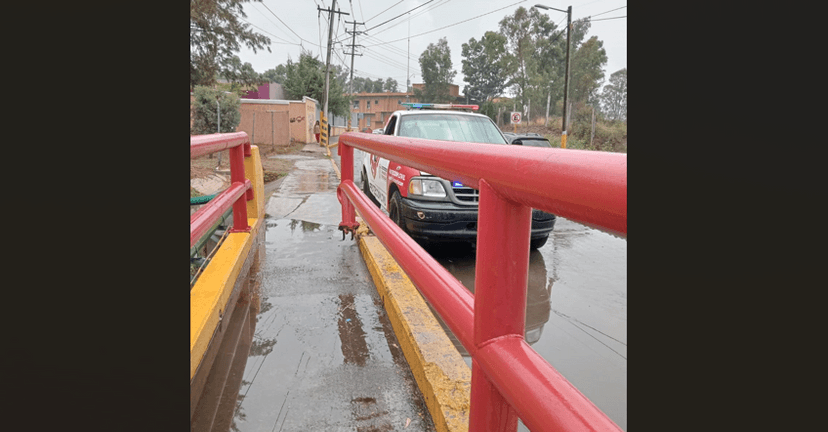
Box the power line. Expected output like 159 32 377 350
369 0 452 37
363 0 528 47
364 0 405 23
259 2 315 45
590 5 626 18
591 16 626 22
365 0 437 32
240 18 302 45
248 4 301 44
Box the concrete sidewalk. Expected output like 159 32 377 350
228 136 438 432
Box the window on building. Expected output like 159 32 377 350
353 100 359 109
375 100 379 105
367 100 371 110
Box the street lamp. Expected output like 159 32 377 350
535 4 571 149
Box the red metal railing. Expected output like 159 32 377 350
190 132 253 248
336 132 626 432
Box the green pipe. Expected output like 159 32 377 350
191 193 218 205
190 207 233 258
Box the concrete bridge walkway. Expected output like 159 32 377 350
226 137 437 431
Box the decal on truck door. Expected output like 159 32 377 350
370 155 380 178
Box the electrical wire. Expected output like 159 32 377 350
591 16 626 22
363 0 528 47
590 5 626 18
369 0 452 37
364 0 405 23
365 0 437 32
259 2 315 45
240 18 303 45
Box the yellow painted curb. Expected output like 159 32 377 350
358 235 471 432
191 217 262 379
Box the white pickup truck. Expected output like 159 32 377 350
359 103 556 249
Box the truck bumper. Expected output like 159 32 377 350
399 197 556 243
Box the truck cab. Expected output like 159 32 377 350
359 103 556 249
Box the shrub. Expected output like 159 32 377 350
191 85 242 135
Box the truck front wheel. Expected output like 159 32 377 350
388 191 407 233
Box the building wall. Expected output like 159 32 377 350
236 100 291 147
235 96 320 146
349 92 418 131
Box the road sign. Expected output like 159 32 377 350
511 112 522 124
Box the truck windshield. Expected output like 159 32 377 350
398 113 507 144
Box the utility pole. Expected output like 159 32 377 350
317 1 349 144
345 20 365 132
562 6 571 149
535 4 571 148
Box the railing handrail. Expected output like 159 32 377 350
190 132 254 249
337 131 625 432
338 133 626 238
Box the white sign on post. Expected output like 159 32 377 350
511 112 522 124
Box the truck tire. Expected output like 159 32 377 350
530 235 548 250
388 191 407 233
361 167 379 207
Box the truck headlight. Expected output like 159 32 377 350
409 178 446 197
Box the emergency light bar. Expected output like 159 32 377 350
401 102 479 111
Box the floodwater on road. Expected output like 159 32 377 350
422 217 627 431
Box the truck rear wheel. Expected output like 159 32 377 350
361 167 379 207
530 235 549 249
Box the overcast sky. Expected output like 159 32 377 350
235 0 626 94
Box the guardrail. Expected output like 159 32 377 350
190 131 266 384
190 132 254 248
336 132 625 432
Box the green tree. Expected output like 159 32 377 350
190 0 271 89
383 77 399 92
191 86 242 135
570 36 608 108
498 7 560 116
461 31 510 103
416 37 456 103
282 50 350 117
261 65 287 83
601 68 627 122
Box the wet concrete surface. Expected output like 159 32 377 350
224 138 435 432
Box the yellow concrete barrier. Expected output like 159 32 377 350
191 143 266 380
358 234 471 432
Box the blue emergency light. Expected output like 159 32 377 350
400 102 479 111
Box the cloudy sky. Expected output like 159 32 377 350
235 0 626 94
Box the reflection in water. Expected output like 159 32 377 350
422 243 552 356
193 241 263 432
337 293 370 366
288 219 322 233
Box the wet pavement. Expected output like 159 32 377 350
419 219 627 431
225 138 435 432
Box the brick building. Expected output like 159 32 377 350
349 92 417 131
348 83 463 131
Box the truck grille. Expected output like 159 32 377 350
452 186 479 203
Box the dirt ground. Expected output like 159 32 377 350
190 141 307 186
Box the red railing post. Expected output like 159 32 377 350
229 140 251 233
469 179 531 432
337 141 359 235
